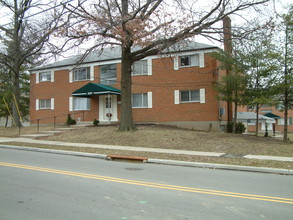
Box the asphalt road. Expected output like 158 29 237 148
0 148 293 220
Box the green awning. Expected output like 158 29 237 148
72 82 121 97
264 112 281 119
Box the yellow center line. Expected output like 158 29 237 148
1 162 292 205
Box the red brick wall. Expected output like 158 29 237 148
30 52 224 126
131 54 220 122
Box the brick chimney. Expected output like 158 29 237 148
223 16 232 54
222 16 233 123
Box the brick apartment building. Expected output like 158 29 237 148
29 42 229 131
238 105 293 133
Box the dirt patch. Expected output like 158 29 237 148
22 125 293 156
1 124 293 159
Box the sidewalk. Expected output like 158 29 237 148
1 136 293 163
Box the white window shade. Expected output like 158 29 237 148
132 93 148 108
73 97 90 110
190 55 199 66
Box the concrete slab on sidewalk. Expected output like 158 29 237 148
244 155 293 162
0 137 225 157
20 134 54 138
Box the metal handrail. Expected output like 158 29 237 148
30 111 86 132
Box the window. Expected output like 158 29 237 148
180 55 199 67
39 72 51 82
73 97 90 110
132 93 148 108
73 67 90 81
39 99 51 109
132 60 147 75
100 64 116 85
278 118 292 126
180 90 200 102
106 97 111 108
261 110 272 113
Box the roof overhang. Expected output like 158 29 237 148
72 82 121 97
263 112 281 119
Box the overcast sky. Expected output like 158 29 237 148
0 0 291 60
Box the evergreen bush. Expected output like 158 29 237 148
93 119 99 126
226 122 246 134
65 114 76 126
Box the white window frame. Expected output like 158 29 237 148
73 67 90 82
132 93 152 108
180 90 200 103
72 97 90 111
39 99 52 110
100 64 117 85
132 60 148 76
39 71 51 82
278 118 292 126
174 89 205 104
179 54 199 68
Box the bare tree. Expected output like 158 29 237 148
0 0 69 126
62 0 269 131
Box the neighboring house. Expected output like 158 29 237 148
29 42 229 131
236 112 275 133
238 105 293 133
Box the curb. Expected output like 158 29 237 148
0 145 107 160
1 145 292 175
147 159 293 175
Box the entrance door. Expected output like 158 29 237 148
261 123 273 131
99 95 118 122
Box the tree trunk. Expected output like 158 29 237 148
283 23 289 142
12 2 21 127
223 17 233 124
284 102 288 142
12 69 21 127
118 46 137 131
5 114 8 128
233 101 238 133
118 0 137 131
255 104 259 136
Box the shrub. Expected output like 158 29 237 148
65 114 76 126
93 119 99 126
226 122 246 134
